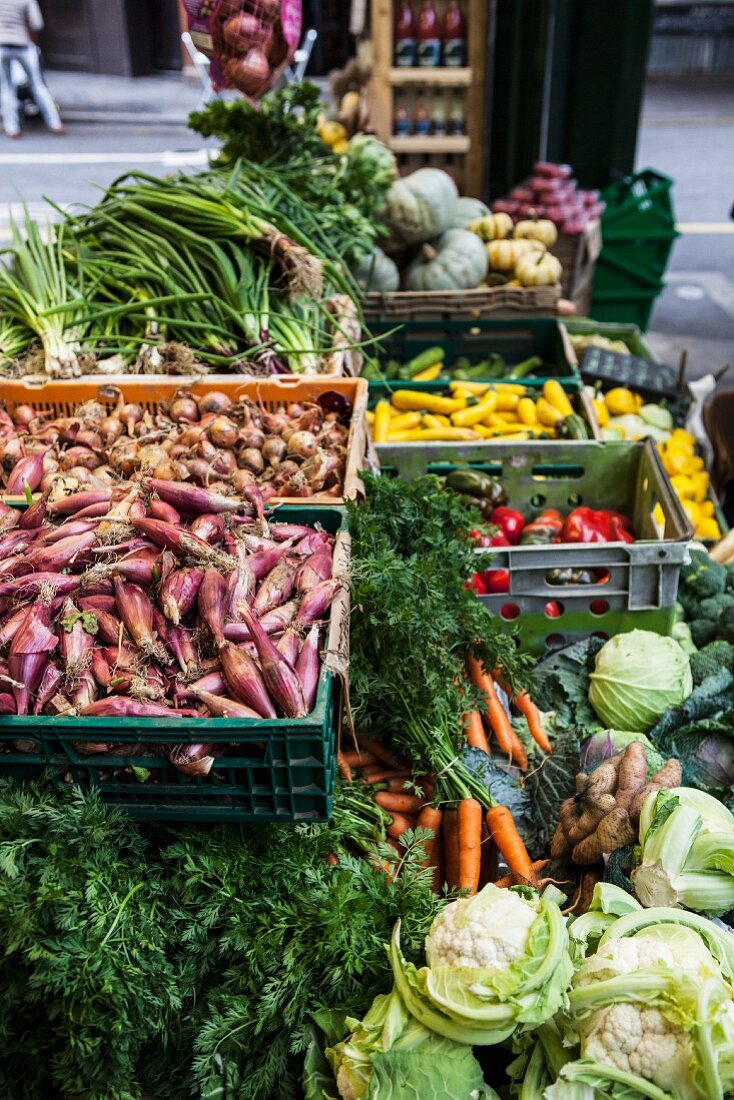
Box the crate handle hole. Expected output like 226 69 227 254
545 632 566 650
590 598 610 616
545 567 610 587
531 464 585 481
658 550 668 559
530 493 546 508
567 492 582 507
500 602 521 621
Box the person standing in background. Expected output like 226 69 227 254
0 0 64 138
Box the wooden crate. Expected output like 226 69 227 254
551 220 602 300
362 284 561 322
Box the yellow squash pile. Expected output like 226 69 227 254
469 212 563 288
368 380 580 443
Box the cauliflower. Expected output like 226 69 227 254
425 885 537 971
582 1002 692 1094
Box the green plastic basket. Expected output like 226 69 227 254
368 318 580 385
589 288 663 332
493 607 676 657
601 169 677 236
0 506 349 823
563 319 654 360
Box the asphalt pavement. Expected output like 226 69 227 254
0 71 731 379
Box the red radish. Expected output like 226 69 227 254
240 605 306 718
295 625 320 713
192 688 260 719
160 567 204 624
219 642 276 719
198 569 228 649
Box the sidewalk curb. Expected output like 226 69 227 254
60 111 195 125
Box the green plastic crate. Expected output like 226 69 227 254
368 318 580 385
601 169 677 236
0 506 348 823
494 607 675 657
589 287 663 332
563 319 654 360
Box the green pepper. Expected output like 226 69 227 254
445 469 506 504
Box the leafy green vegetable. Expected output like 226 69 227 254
525 728 582 854
690 641 734 687
680 550 727 601
532 637 604 729
588 631 693 733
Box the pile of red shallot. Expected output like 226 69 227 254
0 478 343 779
0 387 353 504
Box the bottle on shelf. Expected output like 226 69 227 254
394 2 416 68
442 1 467 67
448 91 465 136
413 99 431 136
432 92 447 137
393 96 411 136
416 1 441 68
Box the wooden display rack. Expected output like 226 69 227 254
368 0 489 195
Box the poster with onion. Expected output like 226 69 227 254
181 0 302 98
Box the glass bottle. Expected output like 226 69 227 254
442 1 467 67
432 92 447 136
394 2 416 68
416 1 441 68
393 97 411 136
448 91 465 135
414 100 431 136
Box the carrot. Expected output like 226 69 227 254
342 748 379 768
383 776 418 794
362 767 412 784
375 791 424 815
336 751 353 782
363 739 401 767
467 656 528 770
418 774 435 799
486 804 536 885
443 807 460 889
493 858 548 889
416 804 443 875
387 812 417 840
464 709 491 755
513 693 552 753
457 798 483 895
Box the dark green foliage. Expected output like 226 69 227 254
680 550 727 600
603 845 635 895
690 640 734 687
531 637 604 730
525 729 583 854
347 473 532 761
690 619 719 648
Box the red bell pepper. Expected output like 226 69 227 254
468 526 511 548
520 507 565 545
490 507 525 545
480 568 510 594
465 573 488 594
544 600 562 618
560 507 635 545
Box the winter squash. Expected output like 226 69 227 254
353 247 400 293
450 197 491 230
514 218 558 246
515 251 563 286
470 212 514 242
383 168 459 246
404 229 489 292
485 238 543 271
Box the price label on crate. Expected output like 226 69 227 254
580 347 682 402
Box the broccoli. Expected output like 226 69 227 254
690 619 719 648
726 564 734 594
680 550 727 600
698 593 734 624
689 640 734 686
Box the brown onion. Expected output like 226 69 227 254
260 411 289 434
262 437 287 467
60 448 98 472
0 438 24 470
288 431 318 459
179 426 206 447
208 417 239 448
239 427 265 451
222 11 268 49
212 451 237 475
287 403 304 418
170 395 199 423
12 404 36 427
137 445 170 472
109 441 140 476
98 416 124 445
224 48 271 96
240 448 265 474
198 392 232 416
76 430 102 451
231 469 257 493
197 439 217 461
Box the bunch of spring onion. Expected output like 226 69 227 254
0 387 352 502
0 480 342 777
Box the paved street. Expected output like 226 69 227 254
0 70 731 379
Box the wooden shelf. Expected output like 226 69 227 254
388 135 471 155
389 67 473 86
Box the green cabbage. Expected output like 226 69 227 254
321 988 498 1100
631 787 734 917
589 631 693 733
388 885 574 1047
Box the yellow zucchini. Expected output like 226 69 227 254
542 379 574 418
536 398 563 427
391 390 466 414
517 397 538 426
387 427 482 443
412 363 443 382
373 400 392 443
388 412 422 433
451 393 498 427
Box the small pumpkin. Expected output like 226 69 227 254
470 212 514 242
450 196 491 230
485 238 542 271
404 229 489 292
383 168 459 246
353 246 400 293
515 251 563 287
514 218 558 246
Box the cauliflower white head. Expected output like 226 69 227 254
581 1001 693 1095
426 884 538 971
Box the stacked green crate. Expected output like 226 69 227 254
591 170 680 330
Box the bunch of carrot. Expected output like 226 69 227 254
338 733 543 895
465 655 552 771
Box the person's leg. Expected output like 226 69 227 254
16 45 63 132
0 47 22 137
